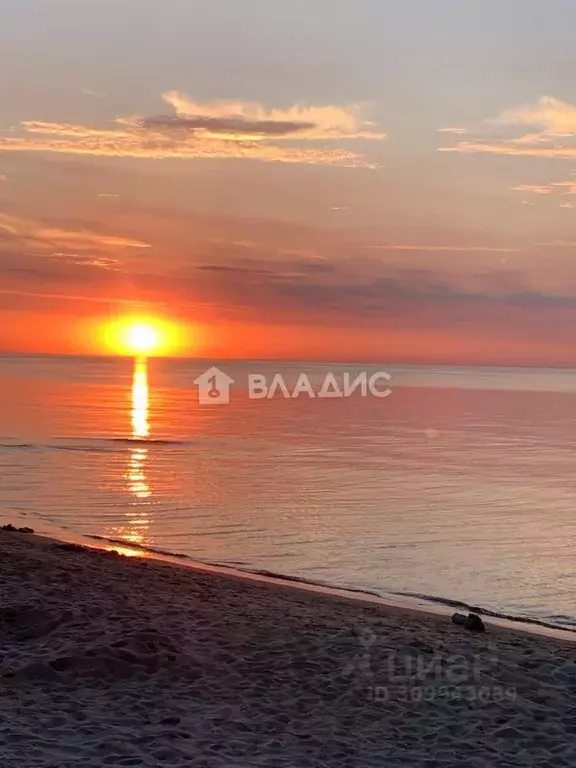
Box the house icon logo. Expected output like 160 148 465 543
193 366 235 405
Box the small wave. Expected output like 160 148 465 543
46 528 576 633
52 440 188 454
51 445 111 453
86 535 191 559
0 437 194 454
240 567 384 597
84 535 385 597
15 514 576 635
103 438 189 446
391 590 576 634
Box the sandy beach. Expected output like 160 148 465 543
0 530 575 767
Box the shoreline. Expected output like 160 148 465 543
8 514 576 647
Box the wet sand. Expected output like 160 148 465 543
0 529 575 767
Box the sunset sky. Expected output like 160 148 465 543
3 0 576 364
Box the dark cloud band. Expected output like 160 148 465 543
141 115 316 137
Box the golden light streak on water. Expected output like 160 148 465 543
107 357 154 554
131 357 150 440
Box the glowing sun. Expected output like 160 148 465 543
100 316 184 357
125 322 161 354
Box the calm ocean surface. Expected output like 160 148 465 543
2 354 576 629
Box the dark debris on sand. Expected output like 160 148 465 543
1 525 34 534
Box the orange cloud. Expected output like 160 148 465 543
0 123 369 167
511 184 554 195
552 181 576 194
537 240 576 247
161 91 386 141
511 181 576 196
36 228 150 250
441 96 576 159
0 93 385 167
43 252 122 269
493 96 576 136
437 127 468 135
0 213 150 261
359 244 515 253
441 142 576 159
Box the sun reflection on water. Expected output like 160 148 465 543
128 358 152 504
127 445 151 500
105 357 154 555
131 357 150 440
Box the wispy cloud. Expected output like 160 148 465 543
512 184 554 195
493 96 576 137
0 288 121 303
82 87 107 99
161 91 386 141
0 212 149 268
36 227 149 250
0 93 386 167
537 240 576 247
42 252 121 269
552 181 576 194
442 142 576 159
359 244 515 253
441 96 576 159
437 127 468 135
511 180 576 197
